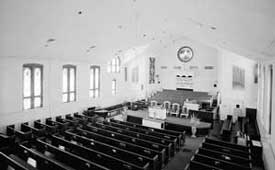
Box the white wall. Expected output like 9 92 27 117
217 49 258 119
256 60 275 170
0 56 137 130
155 37 218 92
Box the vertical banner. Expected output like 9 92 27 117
149 57 155 84
124 67 127 82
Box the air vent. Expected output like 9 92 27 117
190 66 199 70
160 66 167 69
173 66 181 70
204 66 214 70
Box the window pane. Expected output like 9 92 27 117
34 97 41 107
23 98 31 110
116 58 120 72
95 68 99 88
89 90 94 98
34 68 41 96
62 68 68 93
112 80 115 89
23 67 31 97
69 92 75 101
69 68 75 92
111 58 116 72
95 90 99 98
62 93 68 102
107 62 111 73
112 80 116 95
90 68 94 89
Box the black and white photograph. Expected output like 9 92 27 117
0 1 274 170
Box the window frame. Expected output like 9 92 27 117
62 65 76 103
112 79 117 95
108 57 121 73
90 65 100 98
23 63 43 110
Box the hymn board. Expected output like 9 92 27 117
176 46 194 90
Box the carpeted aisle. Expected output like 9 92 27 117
164 136 204 170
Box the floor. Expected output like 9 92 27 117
164 120 265 170
112 110 265 170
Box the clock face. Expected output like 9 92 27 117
177 46 193 62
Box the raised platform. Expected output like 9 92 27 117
150 89 212 105
125 110 211 136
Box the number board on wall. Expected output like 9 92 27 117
232 65 245 89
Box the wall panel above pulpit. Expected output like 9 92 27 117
176 73 194 90
157 37 218 92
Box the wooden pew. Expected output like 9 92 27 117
65 114 80 127
7 124 32 142
0 152 30 170
75 113 98 123
55 116 76 129
34 120 58 135
204 137 250 153
186 156 223 170
45 135 150 170
201 142 250 160
86 123 170 162
73 113 89 124
110 119 179 147
111 119 184 146
81 125 167 164
2 154 38 170
55 133 154 170
192 154 251 170
220 115 233 141
105 121 178 151
96 122 174 157
46 118 70 133
64 130 159 170
197 148 252 168
126 115 143 125
0 133 15 149
66 129 162 169
15 143 75 170
21 122 45 137
115 121 180 150
35 138 109 170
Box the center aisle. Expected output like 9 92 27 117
164 137 204 170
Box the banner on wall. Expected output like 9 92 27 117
176 72 194 90
149 57 155 84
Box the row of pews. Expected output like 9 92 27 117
0 112 185 170
185 137 252 170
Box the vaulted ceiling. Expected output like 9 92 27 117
0 0 274 61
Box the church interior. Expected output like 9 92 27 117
0 0 274 170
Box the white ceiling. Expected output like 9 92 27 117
0 0 274 61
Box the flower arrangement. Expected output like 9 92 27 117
190 113 200 125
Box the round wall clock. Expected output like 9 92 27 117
177 46 194 63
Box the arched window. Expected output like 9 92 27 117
23 64 43 110
90 65 100 98
107 57 120 73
